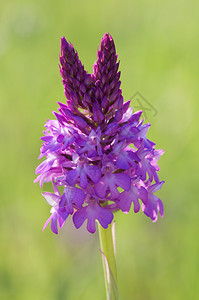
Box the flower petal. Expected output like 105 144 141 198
66 169 79 186
73 201 113 233
157 198 164 218
42 192 60 206
85 165 101 183
97 207 114 229
79 170 88 188
94 177 108 198
51 212 58 234
148 181 165 193
118 191 132 213
73 207 87 229
114 173 131 191
116 152 130 169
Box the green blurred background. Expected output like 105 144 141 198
0 0 198 299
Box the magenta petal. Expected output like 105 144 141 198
42 192 60 206
118 191 132 213
97 207 114 229
79 170 88 188
35 158 53 175
127 150 140 163
66 169 79 186
133 198 140 213
58 214 67 228
157 198 164 217
148 181 165 193
41 136 53 142
94 177 108 198
119 188 140 213
109 181 120 199
116 153 130 169
85 165 101 183
51 213 58 234
142 190 164 222
139 186 148 204
60 193 73 214
114 173 131 191
42 215 53 232
86 214 96 233
64 186 85 208
142 202 154 221
58 208 69 228
73 207 87 229
60 186 85 215
72 187 85 207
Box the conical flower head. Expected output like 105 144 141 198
93 33 122 110
60 37 94 111
35 33 165 234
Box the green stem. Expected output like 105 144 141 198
98 222 119 300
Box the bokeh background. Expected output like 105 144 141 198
1 0 198 299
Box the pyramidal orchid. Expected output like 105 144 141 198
35 33 164 299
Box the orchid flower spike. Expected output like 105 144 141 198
35 33 164 234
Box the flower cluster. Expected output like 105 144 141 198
35 33 164 234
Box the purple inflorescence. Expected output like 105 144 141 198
35 33 164 234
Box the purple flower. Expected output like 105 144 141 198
59 185 85 214
73 197 113 234
42 185 69 234
94 161 131 199
118 177 147 213
141 181 165 222
66 154 101 188
35 33 165 234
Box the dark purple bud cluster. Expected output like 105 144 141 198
60 38 94 112
93 35 123 114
